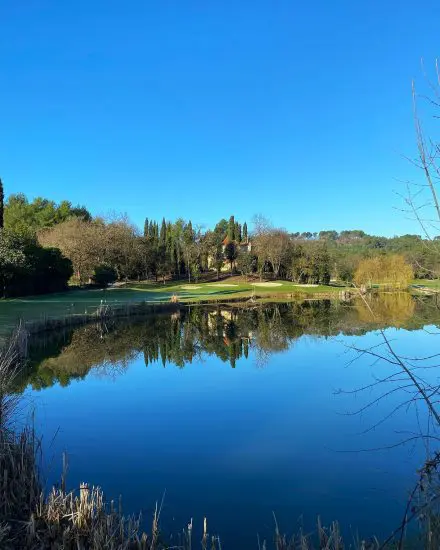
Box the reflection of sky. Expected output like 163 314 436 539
25 327 439 547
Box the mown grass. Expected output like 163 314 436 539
0 279 350 335
125 277 346 301
412 279 440 289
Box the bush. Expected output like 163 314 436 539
0 230 73 297
92 264 117 288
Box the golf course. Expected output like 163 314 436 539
0 277 353 331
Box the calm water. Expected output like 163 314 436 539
16 296 440 547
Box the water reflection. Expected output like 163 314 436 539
18 295 440 391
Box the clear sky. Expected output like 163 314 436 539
1 1 439 236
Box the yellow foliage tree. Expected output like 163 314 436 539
354 254 414 290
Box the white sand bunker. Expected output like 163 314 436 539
209 283 238 287
252 282 283 287
292 284 318 287
180 285 202 290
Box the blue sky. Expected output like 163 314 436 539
1 1 439 236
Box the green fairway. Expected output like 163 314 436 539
0 278 349 333
125 278 345 300
412 279 440 289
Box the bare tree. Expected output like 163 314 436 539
344 61 440 548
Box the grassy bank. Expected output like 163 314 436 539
0 275 434 337
0 278 353 334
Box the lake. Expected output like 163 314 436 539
14 294 440 548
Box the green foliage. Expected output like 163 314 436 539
159 217 167 246
288 242 331 284
4 194 91 236
3 188 440 296
214 218 228 238
236 250 254 279
92 264 118 288
227 215 235 241
224 241 238 272
0 229 73 297
242 222 248 243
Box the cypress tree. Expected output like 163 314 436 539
243 222 248 243
235 222 241 243
227 215 235 241
0 178 4 229
159 217 167 246
144 217 149 238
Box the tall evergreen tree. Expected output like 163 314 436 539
143 217 149 238
227 215 235 241
0 178 4 229
243 222 248 243
159 217 167 246
235 222 242 243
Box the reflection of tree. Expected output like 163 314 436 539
354 292 416 327
342 292 440 548
14 297 440 392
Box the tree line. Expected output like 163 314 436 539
0 182 80 297
0 182 435 297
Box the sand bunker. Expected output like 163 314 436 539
252 282 283 287
292 284 318 287
209 283 239 287
180 285 202 290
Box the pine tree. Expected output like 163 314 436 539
143 217 149 238
0 178 4 229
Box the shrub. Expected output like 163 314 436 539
92 264 117 288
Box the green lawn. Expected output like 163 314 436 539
412 279 440 289
126 278 345 301
0 278 349 332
